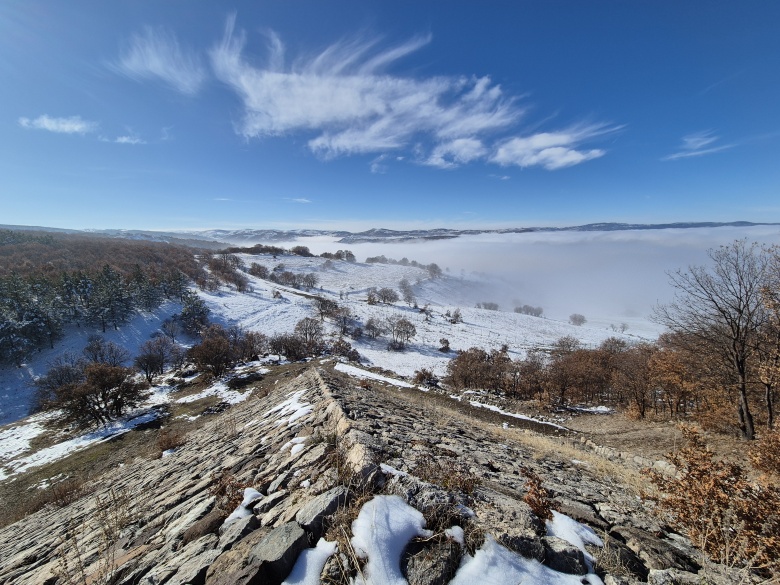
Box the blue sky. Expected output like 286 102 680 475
2 1 779 231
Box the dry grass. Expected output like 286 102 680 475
505 429 652 497
413 459 481 495
208 470 246 513
155 428 187 456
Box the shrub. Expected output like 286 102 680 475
268 333 310 361
156 428 186 455
377 287 400 304
749 429 780 480
646 426 780 572
248 262 269 278
330 338 361 362
569 313 586 326
187 325 233 377
522 467 553 522
209 470 245 513
413 368 438 387
51 363 147 426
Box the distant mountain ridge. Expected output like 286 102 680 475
2 221 778 247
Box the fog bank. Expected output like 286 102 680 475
276 225 780 334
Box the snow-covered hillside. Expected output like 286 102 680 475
203 253 643 379
0 252 649 428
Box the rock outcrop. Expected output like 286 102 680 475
0 365 746 584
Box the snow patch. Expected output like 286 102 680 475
468 400 568 430
450 535 604 585
224 487 263 524
282 538 337 585
335 363 414 388
265 390 312 426
546 510 603 567
175 381 250 406
351 495 432 585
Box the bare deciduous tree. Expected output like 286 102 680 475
654 240 770 440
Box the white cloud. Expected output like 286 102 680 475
370 154 390 174
425 138 487 169
663 130 735 161
18 115 97 134
115 135 145 145
208 16 614 171
116 26 206 95
210 18 517 158
491 124 617 170
288 198 312 204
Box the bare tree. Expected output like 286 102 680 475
399 278 416 307
386 315 416 349
377 287 400 304
314 297 340 321
295 317 324 348
654 240 770 440
365 317 385 339
569 313 586 326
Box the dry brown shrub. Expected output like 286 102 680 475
749 428 780 480
521 466 554 521
696 396 739 435
645 425 780 574
156 428 186 455
209 470 245 513
624 403 644 421
414 459 481 495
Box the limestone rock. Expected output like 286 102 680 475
219 514 261 551
610 527 700 573
647 568 702 585
295 485 349 538
542 536 588 575
248 522 309 583
205 528 270 585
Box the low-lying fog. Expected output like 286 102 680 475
274 225 780 338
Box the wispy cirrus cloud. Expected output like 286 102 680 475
18 114 97 134
425 138 488 169
209 16 615 171
115 26 206 95
285 197 312 204
491 123 619 170
663 130 735 161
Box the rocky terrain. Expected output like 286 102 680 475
0 363 748 585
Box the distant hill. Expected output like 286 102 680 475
3 221 778 247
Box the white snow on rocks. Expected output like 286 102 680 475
351 495 432 585
546 509 604 567
282 538 337 585
335 363 414 388
265 389 313 426
450 535 604 585
224 487 263 525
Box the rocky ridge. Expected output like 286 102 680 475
0 365 743 585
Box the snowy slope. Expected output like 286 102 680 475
207 254 641 380
0 302 183 426
0 253 647 428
